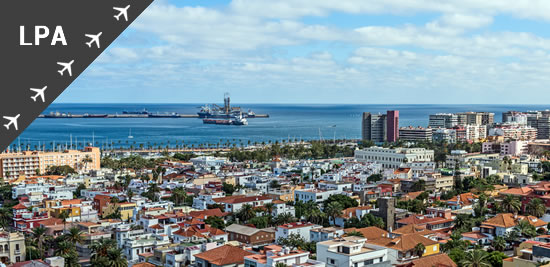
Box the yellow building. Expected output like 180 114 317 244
103 202 136 221
0 147 100 179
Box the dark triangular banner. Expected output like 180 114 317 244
0 0 154 151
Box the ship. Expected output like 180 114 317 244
203 115 248 126
148 112 180 118
83 113 108 118
198 93 267 118
43 111 71 118
123 109 149 115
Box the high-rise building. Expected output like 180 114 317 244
536 116 550 140
481 112 495 125
362 110 399 143
399 126 433 142
429 113 458 128
362 112 387 143
456 112 494 126
386 110 399 142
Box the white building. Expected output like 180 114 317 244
244 245 311 267
317 236 390 267
294 189 342 204
310 227 344 242
276 222 322 242
354 147 434 169
192 192 226 210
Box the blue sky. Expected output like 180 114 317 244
57 0 550 104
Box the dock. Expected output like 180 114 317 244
38 114 269 119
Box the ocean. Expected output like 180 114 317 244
11 103 550 150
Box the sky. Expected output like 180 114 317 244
56 0 550 104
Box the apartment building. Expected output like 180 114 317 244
0 232 25 264
429 113 458 128
317 236 391 267
489 124 537 141
276 222 322 242
362 111 399 143
0 147 100 179
244 245 310 267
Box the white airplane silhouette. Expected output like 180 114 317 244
85 32 103 48
57 60 74 76
113 5 130 21
30 86 47 102
3 114 20 131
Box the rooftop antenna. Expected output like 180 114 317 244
92 131 95 147
318 128 323 142
70 134 72 149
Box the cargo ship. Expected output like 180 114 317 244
198 93 268 118
203 115 248 126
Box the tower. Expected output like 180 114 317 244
386 110 399 142
377 197 396 232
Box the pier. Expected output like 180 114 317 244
38 113 269 119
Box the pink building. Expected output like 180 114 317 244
386 110 399 142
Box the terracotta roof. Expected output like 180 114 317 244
462 231 488 239
344 227 388 241
401 191 424 201
133 263 156 267
216 195 272 204
149 224 163 230
500 187 534 196
13 203 27 210
482 213 547 228
397 253 457 267
393 224 435 236
209 227 227 236
9 260 50 267
366 233 438 252
397 215 453 226
194 245 254 265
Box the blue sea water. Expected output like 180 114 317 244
11 103 550 150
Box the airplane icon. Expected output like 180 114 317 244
57 60 74 77
30 86 47 102
3 114 20 131
113 5 130 21
85 32 103 48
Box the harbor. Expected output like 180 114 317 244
38 94 269 120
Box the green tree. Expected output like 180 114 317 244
205 216 225 230
323 194 358 210
249 216 269 228
236 204 256 223
346 231 364 237
277 233 305 250
66 226 84 245
32 226 47 259
59 210 71 231
414 243 425 257
526 198 545 218
222 182 235 195
367 174 382 183
325 202 343 225
501 195 521 214
492 236 506 252
461 249 491 267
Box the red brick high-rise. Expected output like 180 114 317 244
386 110 399 142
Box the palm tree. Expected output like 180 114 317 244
90 238 118 266
59 210 71 231
515 219 537 238
32 226 47 259
127 189 134 203
501 195 521 214
172 187 186 206
325 202 343 225
460 249 491 267
236 204 256 223
275 263 288 267
0 207 13 229
413 243 425 257
526 198 546 218
492 236 506 252
105 247 127 267
81 155 93 170
66 226 84 245
264 202 275 216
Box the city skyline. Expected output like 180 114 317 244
54 0 550 104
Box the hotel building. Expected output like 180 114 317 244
0 147 100 179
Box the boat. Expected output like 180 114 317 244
128 129 134 139
123 109 149 115
198 93 260 119
148 112 180 118
83 113 108 118
203 115 248 126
